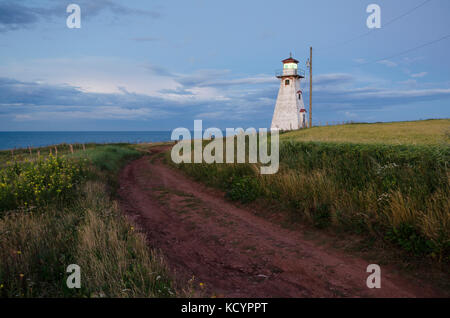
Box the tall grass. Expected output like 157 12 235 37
75 181 174 297
0 144 175 297
75 144 141 174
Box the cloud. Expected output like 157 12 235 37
0 77 172 118
0 72 279 129
399 79 418 87
13 106 168 121
88 0 160 18
145 64 175 77
1 64 449 129
312 85 450 109
411 72 428 78
378 60 398 68
175 69 232 87
0 0 160 32
402 56 425 65
313 73 355 86
0 2 39 32
184 75 276 88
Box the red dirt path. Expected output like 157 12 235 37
117 146 445 298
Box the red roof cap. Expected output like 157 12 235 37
282 57 299 64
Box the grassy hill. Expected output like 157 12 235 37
174 119 450 263
281 119 450 145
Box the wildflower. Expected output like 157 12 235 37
199 282 205 288
0 284 4 289
130 226 134 231
16 251 21 255
19 274 24 278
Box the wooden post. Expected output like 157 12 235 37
69 144 74 154
309 46 312 128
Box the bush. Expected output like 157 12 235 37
385 223 436 256
226 176 260 203
312 204 332 229
0 155 86 213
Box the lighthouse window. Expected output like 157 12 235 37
285 80 290 86
298 94 301 100
283 63 298 69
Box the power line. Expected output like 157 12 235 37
384 0 432 28
361 33 450 65
316 0 433 52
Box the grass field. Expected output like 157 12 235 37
173 119 450 263
281 119 450 145
0 144 175 297
1 119 448 297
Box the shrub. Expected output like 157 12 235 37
385 223 436 256
312 203 332 229
226 176 260 203
0 155 86 213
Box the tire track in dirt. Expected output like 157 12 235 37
118 146 445 298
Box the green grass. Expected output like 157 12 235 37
281 119 450 145
0 155 86 214
73 144 141 174
172 120 450 262
0 144 176 298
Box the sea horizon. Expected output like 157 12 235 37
0 131 174 151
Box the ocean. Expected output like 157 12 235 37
0 131 173 151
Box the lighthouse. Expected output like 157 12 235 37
271 54 308 131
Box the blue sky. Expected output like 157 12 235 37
0 0 449 131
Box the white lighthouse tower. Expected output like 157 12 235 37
271 54 308 131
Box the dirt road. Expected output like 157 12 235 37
118 146 445 298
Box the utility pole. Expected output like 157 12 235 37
308 47 312 128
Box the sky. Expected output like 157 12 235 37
0 0 449 131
